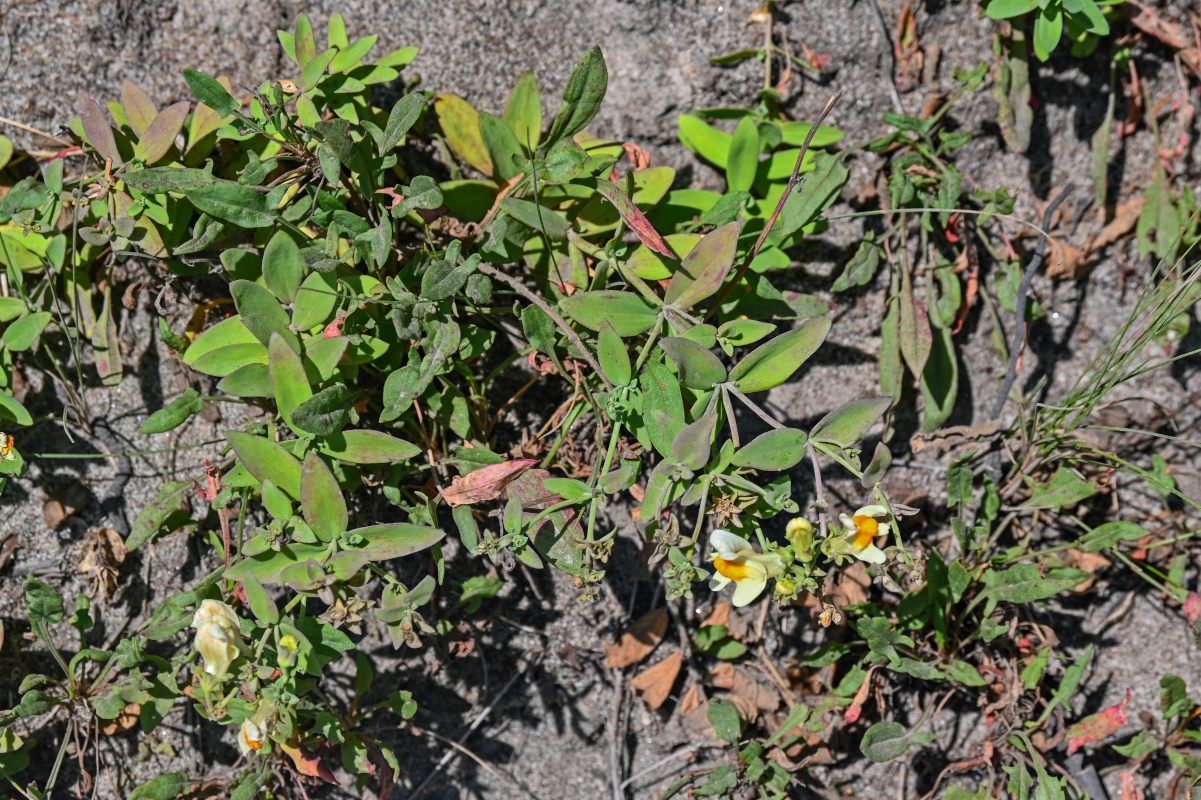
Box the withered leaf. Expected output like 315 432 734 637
710 663 781 713
1067 689 1129 754
700 601 731 629
442 459 538 507
44 480 90 528
628 649 683 709
604 607 668 668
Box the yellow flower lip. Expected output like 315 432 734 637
851 514 879 550
707 529 782 607
713 556 752 583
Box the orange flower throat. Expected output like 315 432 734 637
713 557 751 582
852 515 879 549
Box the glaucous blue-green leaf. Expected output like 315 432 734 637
729 316 830 393
810 397 892 448
560 291 659 337
659 336 726 390
732 428 808 471
301 452 347 540
228 431 303 499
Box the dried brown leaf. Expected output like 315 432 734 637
700 601 731 630
44 480 89 529
442 459 538 507
604 608 669 668
628 649 683 709
678 683 703 717
829 561 872 608
710 663 781 712
1092 196 1146 252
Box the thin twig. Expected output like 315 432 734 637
0 114 73 146
475 261 613 391
609 671 626 800
413 726 545 800
989 184 1075 420
867 0 906 115
407 649 544 800
702 92 841 323
619 745 704 790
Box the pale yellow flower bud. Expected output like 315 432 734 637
191 600 244 677
786 517 816 562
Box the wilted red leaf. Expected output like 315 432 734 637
604 608 668 668
844 666 877 724
1120 769 1145 800
1184 592 1201 623
1066 689 1130 754
621 142 652 171
280 742 340 784
593 181 673 257
628 649 683 709
442 459 538 507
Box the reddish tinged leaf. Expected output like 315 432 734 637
135 101 190 164
621 141 652 170
1066 689 1129 754
443 459 539 507
1185 592 1201 623
120 80 157 135
279 742 340 784
593 180 673 257
897 277 932 378
79 93 121 164
1119 769 1145 800
844 665 876 724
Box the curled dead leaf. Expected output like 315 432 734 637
604 608 668 668
76 526 125 600
442 459 538 507
280 741 340 784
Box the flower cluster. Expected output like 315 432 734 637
706 504 893 606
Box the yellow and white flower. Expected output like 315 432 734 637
708 529 783 607
191 599 244 677
239 717 266 755
829 504 890 564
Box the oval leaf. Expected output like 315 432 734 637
301 452 347 540
810 397 892 448
729 316 831 393
349 523 445 561
659 337 726 390
560 290 659 337
732 428 808 471
228 431 302 499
